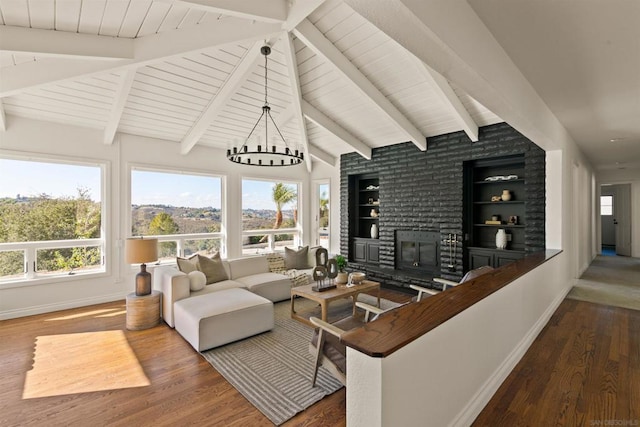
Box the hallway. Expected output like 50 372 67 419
568 255 640 311
474 256 640 425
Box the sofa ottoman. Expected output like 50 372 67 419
173 288 274 351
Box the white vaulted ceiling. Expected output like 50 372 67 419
0 0 638 172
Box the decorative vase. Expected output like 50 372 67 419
370 223 378 239
496 228 507 249
501 190 512 201
336 272 348 284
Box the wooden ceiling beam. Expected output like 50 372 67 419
0 20 281 98
0 25 134 61
282 32 312 172
308 143 336 166
412 57 479 142
103 70 137 145
302 99 371 160
164 0 287 23
0 99 6 131
293 19 426 151
180 40 263 155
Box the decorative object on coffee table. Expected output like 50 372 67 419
125 237 158 296
334 255 347 284
126 290 160 330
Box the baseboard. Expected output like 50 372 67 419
450 285 571 427
0 291 129 320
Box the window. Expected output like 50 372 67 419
315 182 330 249
131 169 223 262
242 179 300 255
600 195 613 216
0 157 104 282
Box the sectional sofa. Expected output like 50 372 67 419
153 248 320 351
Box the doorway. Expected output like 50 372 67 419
600 184 632 256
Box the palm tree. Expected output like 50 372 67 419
272 183 297 229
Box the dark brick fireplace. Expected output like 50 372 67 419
340 122 546 291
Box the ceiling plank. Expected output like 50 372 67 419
163 0 287 23
344 0 572 153
412 57 478 142
308 143 336 166
103 70 137 145
0 99 6 131
302 99 371 159
282 32 312 172
282 0 327 31
0 25 134 60
180 40 263 155
276 101 296 129
293 19 426 151
0 20 282 98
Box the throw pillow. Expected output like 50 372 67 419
197 252 228 285
188 270 206 291
266 253 286 273
176 254 199 273
284 246 310 270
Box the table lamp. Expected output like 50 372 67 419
125 237 158 296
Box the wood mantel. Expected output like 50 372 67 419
341 250 562 358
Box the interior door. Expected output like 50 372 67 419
614 184 632 256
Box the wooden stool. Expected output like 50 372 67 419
126 291 161 330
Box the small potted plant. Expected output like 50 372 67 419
335 254 348 284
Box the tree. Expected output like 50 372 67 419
148 212 179 258
319 191 329 228
149 212 179 235
272 183 297 229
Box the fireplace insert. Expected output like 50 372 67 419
395 230 440 275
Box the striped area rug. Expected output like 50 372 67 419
201 296 398 425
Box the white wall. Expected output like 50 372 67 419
0 116 311 319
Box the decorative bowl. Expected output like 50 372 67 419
350 272 365 284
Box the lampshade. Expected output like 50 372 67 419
125 237 158 264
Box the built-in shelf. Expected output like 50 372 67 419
464 155 527 269
473 178 525 185
349 173 380 265
474 224 525 228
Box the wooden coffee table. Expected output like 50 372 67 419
290 280 380 327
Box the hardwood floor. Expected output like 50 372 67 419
0 289 410 427
474 299 640 426
2 290 637 426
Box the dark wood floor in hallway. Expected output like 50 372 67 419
474 299 640 426
1 290 637 426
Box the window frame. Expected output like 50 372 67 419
600 195 613 216
128 164 226 263
0 152 109 288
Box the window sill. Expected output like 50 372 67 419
0 270 109 290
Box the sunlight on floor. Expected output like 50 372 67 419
23 330 150 399
45 307 125 321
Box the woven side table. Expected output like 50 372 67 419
126 290 161 330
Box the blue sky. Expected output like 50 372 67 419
0 159 298 210
0 159 102 201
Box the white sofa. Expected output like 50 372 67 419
153 254 314 328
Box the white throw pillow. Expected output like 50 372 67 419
188 270 207 291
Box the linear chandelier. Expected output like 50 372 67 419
227 45 304 167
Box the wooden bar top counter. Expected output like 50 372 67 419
341 250 561 358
